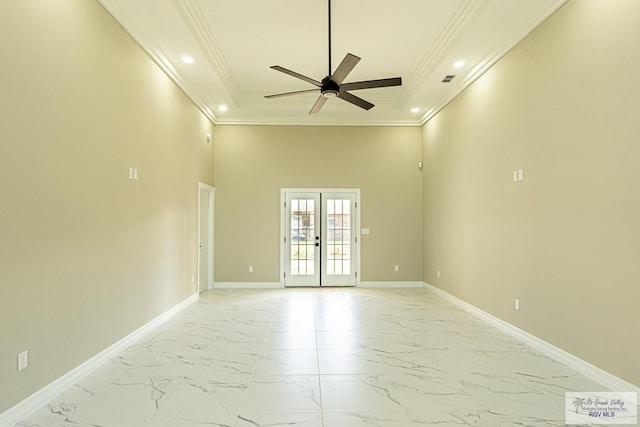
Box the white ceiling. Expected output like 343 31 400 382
98 0 566 126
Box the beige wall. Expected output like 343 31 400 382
0 0 214 411
214 125 422 284
422 0 640 386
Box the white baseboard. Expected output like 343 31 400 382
359 281 425 288
423 282 639 394
213 282 425 289
213 281 424 289
0 293 199 427
213 282 283 289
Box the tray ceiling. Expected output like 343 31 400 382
98 0 566 126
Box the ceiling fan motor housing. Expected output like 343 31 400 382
321 76 340 98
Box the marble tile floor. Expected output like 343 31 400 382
17 288 609 427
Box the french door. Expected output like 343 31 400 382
282 190 359 287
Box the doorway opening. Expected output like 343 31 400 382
198 183 214 293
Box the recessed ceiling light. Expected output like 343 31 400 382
219 105 228 112
181 55 195 64
410 107 420 114
453 60 465 68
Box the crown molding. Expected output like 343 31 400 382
420 0 568 125
98 0 568 127
239 93 402 109
402 0 487 101
96 0 218 123
171 0 240 103
213 118 422 127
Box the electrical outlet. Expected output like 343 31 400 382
514 299 520 311
394 265 399 272
249 266 253 273
436 270 440 278
17 350 28 371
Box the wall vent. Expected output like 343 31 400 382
442 75 456 83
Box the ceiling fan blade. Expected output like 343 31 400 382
337 91 374 110
270 66 322 87
340 77 402 92
309 95 329 114
331 53 361 84
265 89 320 99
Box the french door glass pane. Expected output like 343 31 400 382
290 199 315 276
326 199 351 276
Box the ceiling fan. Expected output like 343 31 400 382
265 0 402 114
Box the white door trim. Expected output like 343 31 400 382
280 188 361 287
197 182 215 293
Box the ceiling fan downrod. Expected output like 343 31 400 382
328 0 332 76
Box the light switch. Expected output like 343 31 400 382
17 350 28 371
517 169 524 181
512 170 518 182
361 228 370 235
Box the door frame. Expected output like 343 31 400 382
280 188 361 287
197 182 215 293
